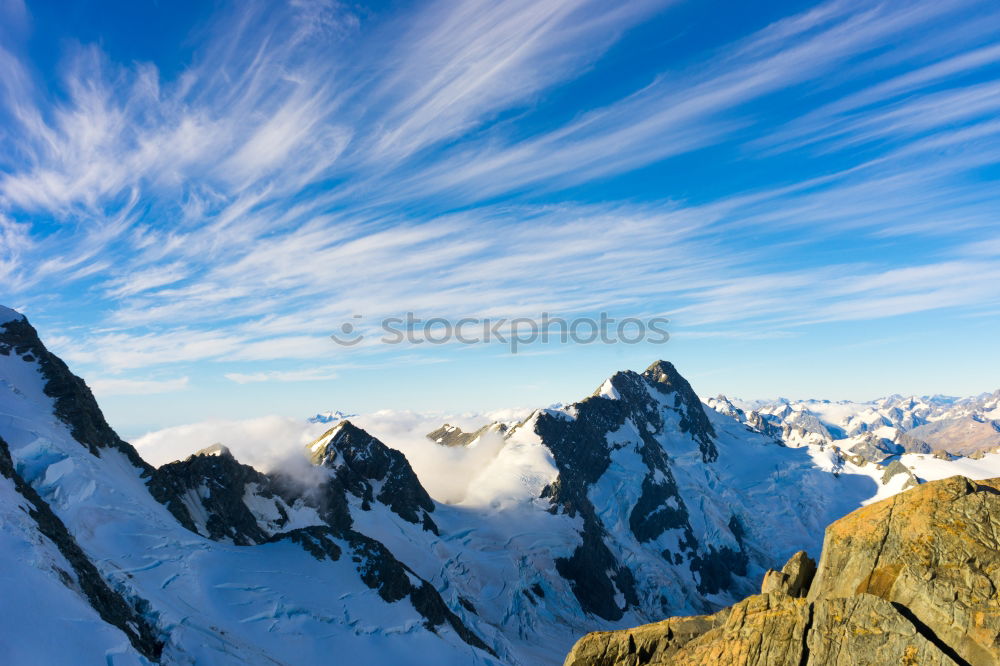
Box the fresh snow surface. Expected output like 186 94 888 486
4 328 1000 665
0 470 148 665
308 410 356 424
716 391 1000 456
0 347 495 665
597 378 621 400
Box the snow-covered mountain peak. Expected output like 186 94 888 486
4 310 1000 666
306 420 439 532
591 361 718 464
308 409 355 424
641 360 693 393
306 419 354 465
0 310 153 472
712 387 1000 459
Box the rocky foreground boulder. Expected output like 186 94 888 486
564 475 1000 666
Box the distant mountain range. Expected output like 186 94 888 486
307 409 357 424
1 304 997 665
708 391 1000 459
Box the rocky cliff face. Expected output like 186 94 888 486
0 312 153 472
148 443 314 544
533 361 740 621
309 420 439 532
564 475 1000 666
8 303 997 665
148 422 491 651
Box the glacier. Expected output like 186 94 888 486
1 307 998 665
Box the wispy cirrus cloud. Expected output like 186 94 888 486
0 0 998 401
89 375 190 396
225 367 339 384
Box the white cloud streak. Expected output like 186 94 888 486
89 375 190 396
0 0 997 384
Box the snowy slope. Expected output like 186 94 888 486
2 305 999 665
0 311 497 665
0 443 149 665
710 389 1000 459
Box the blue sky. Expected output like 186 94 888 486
1 0 999 436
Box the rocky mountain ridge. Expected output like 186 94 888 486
2 304 999 664
707 391 1000 462
565 475 1000 666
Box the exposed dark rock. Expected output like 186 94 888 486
0 316 153 474
536 387 647 620
781 411 833 444
267 524 495 655
849 431 903 461
746 410 783 442
537 361 747 620
554 524 640 620
149 447 303 545
267 525 343 561
690 544 749 596
896 430 934 454
427 423 479 447
310 421 438 533
147 421 496 652
409 579 496 656
629 475 690 544
642 361 718 463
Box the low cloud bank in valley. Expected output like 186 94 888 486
131 408 533 504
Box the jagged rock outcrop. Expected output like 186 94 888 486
781 411 834 446
149 444 308 544
309 420 439 533
564 475 1000 666
848 431 902 461
643 361 718 463
808 475 999 665
427 423 479 447
0 313 153 473
745 410 783 442
760 550 815 598
147 423 491 653
536 361 741 621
